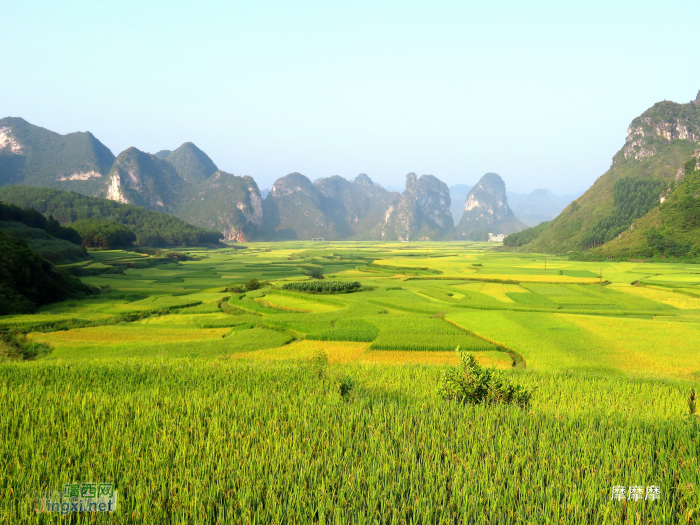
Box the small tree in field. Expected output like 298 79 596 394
438 348 534 409
306 267 324 279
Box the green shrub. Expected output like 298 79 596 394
437 348 534 409
336 375 354 400
0 331 53 360
306 267 325 279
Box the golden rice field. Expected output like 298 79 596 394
1 241 698 523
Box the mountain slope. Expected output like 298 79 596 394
518 92 700 254
583 151 700 260
314 174 400 239
457 173 525 236
175 171 263 241
0 117 115 194
262 173 352 240
102 147 184 210
163 142 218 184
382 173 454 241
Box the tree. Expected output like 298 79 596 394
70 219 137 249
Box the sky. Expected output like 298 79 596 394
3 0 700 195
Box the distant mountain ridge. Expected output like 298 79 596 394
507 189 580 227
0 117 530 241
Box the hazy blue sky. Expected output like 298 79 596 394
3 0 700 194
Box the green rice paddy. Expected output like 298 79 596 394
1 241 699 523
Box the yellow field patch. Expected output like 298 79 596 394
256 294 344 312
372 257 475 275
30 324 230 345
473 274 599 284
359 350 511 368
611 284 700 309
233 340 368 362
559 313 700 379
479 283 515 303
455 282 484 292
232 340 512 368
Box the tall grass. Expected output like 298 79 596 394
0 359 696 524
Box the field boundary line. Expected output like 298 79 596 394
444 318 527 369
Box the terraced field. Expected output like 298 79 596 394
1 241 698 523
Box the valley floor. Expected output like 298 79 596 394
1 241 698 523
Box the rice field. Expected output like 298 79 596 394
1 241 699 523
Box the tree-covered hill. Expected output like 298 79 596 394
0 229 97 315
0 200 86 263
515 92 700 254
382 173 454 241
580 152 700 261
0 186 223 247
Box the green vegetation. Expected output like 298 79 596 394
503 220 549 247
0 221 87 263
0 186 223 247
465 229 490 241
70 218 137 248
438 348 534 408
580 177 663 249
305 266 325 279
0 229 96 315
583 153 700 261
0 241 698 523
1 357 696 523
281 280 361 293
0 200 81 244
515 94 700 254
0 330 52 360
162 142 217 184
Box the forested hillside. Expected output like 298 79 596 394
0 186 223 247
0 229 96 315
582 152 700 260
514 92 700 254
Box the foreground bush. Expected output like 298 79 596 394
438 348 534 408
